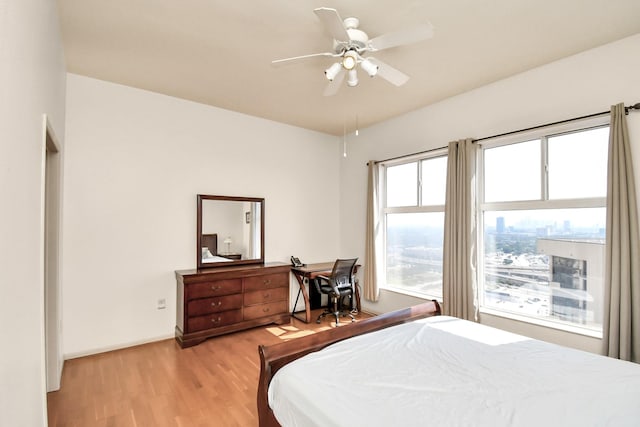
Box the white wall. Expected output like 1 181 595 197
0 0 67 425
62 74 341 357
340 34 640 354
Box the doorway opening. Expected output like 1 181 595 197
43 116 62 392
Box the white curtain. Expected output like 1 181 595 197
364 161 380 302
442 139 478 320
604 103 640 363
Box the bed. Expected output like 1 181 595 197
201 233 233 263
257 301 640 427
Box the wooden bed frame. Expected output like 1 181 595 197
257 300 442 427
201 233 218 255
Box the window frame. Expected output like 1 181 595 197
477 115 610 336
380 149 448 299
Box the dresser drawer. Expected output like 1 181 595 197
244 273 288 291
244 301 288 320
244 287 287 306
187 294 243 317
187 309 243 332
186 279 242 300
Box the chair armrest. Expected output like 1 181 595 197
313 275 330 294
315 275 343 295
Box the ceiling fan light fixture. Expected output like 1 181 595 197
342 51 358 70
360 58 379 77
324 62 342 81
347 69 359 87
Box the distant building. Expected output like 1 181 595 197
496 217 505 233
536 226 552 237
537 238 604 325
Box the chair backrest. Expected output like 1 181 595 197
330 258 358 287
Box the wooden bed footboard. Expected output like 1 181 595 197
257 300 442 427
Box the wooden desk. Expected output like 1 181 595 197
291 262 361 323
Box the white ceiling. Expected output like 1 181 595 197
56 0 640 136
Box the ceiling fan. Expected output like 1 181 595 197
272 7 434 96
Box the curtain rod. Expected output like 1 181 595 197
367 102 640 166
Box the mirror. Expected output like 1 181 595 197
197 194 264 269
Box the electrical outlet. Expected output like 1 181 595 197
157 298 166 310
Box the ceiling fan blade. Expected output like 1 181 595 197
368 58 410 86
272 52 336 65
368 22 434 51
314 7 350 42
323 68 346 96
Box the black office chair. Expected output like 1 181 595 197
314 258 358 325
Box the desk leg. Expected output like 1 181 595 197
354 279 361 313
291 271 312 323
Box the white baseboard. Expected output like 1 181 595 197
64 333 175 360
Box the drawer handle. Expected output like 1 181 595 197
264 279 271 286
211 316 222 324
262 307 270 313
264 293 270 298
211 301 222 307
211 285 222 291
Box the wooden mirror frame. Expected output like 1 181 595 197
197 194 265 269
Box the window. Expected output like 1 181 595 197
479 122 609 333
383 153 447 299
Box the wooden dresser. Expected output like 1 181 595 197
175 262 291 348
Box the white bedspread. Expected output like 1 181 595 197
202 255 233 263
268 316 640 427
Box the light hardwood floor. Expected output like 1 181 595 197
47 309 371 427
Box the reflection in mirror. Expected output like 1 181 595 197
197 195 264 269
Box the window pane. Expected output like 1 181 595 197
386 162 417 207
548 127 609 199
483 208 605 329
386 212 444 298
421 156 447 206
484 140 541 202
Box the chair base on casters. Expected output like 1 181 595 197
316 296 356 326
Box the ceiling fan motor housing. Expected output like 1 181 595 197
332 17 369 53
346 28 368 49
